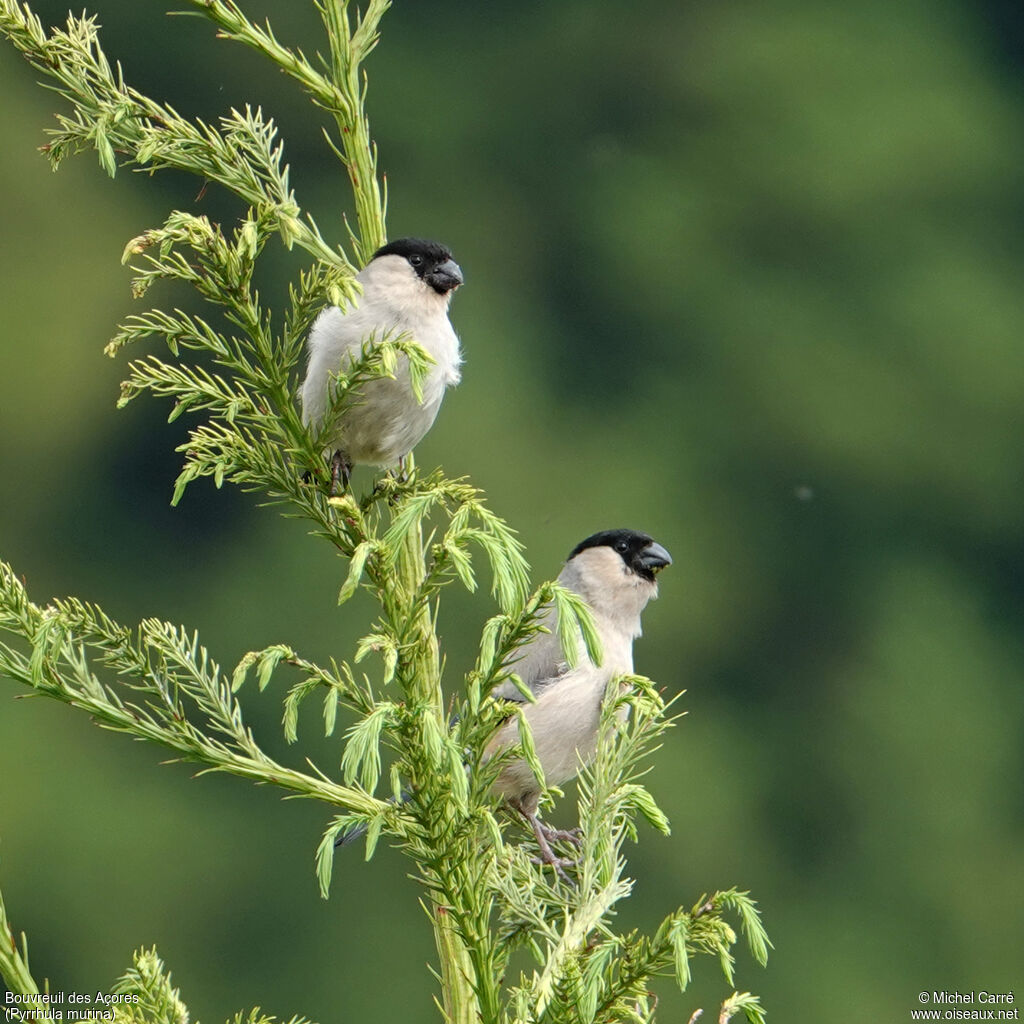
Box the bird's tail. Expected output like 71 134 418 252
334 820 369 847
335 789 412 847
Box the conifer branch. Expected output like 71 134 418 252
0 878 40 1003
0 563 392 823
0 2 770 1020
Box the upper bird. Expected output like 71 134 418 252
301 237 463 489
487 528 672 878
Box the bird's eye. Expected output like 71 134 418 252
616 541 629 553
409 254 424 266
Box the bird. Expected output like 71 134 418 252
334 529 672 881
485 528 672 879
300 237 463 490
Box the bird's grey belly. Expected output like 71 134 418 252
488 672 609 807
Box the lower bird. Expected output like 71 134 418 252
301 237 463 490
334 529 672 881
486 528 671 878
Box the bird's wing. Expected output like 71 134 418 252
491 662 572 704
309 304 382 361
491 614 574 703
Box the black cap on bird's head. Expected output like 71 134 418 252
371 237 464 295
568 529 673 583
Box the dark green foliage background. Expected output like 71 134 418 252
2 1 1023 1019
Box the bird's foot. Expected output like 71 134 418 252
329 451 352 495
391 455 411 484
537 823 583 847
525 811 578 886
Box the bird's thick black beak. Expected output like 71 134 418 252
425 258 464 295
638 541 672 573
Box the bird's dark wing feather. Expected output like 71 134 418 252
491 660 572 704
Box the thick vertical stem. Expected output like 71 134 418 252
320 3 481 1009
434 902 480 1024
398 517 441 711
389 504 482 1022
318 9 469 1004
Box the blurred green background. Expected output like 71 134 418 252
2 0 1023 1019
